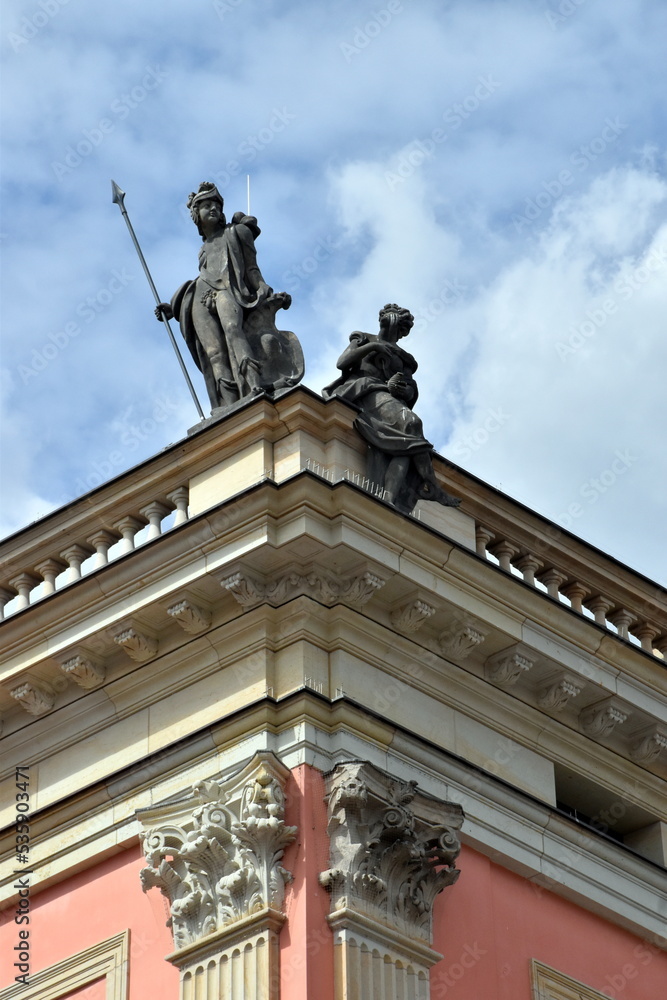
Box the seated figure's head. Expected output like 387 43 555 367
379 303 414 340
187 182 226 236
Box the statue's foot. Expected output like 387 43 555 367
418 481 461 508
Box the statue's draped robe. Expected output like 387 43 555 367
324 332 435 511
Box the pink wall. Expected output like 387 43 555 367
0 847 177 998
2 770 664 1000
432 844 667 1000
280 765 334 1000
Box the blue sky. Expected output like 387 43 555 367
1 0 666 585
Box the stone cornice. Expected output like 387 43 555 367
0 694 664 946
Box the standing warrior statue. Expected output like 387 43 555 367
156 182 303 413
324 303 460 514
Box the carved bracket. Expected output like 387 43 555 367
166 598 212 635
57 650 106 689
439 620 487 660
137 752 296 950
10 679 55 716
580 699 629 738
485 646 535 686
629 725 667 765
221 566 386 610
319 761 463 945
110 624 158 662
538 675 583 712
390 599 436 633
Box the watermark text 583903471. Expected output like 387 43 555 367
14 765 32 987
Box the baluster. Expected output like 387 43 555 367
140 501 172 541
0 585 18 619
513 553 543 587
608 608 636 641
87 529 121 568
538 568 568 601
59 544 95 583
114 515 148 555
489 540 520 573
654 636 667 660
8 572 40 611
167 486 189 527
475 525 495 559
584 595 614 627
34 558 67 596
561 581 589 614
633 622 660 654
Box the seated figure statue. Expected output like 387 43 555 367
156 181 303 413
324 303 460 514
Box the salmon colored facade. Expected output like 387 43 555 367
2 765 665 1000
1 389 665 1000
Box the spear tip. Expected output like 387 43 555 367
111 179 126 208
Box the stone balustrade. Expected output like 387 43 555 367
0 485 189 621
473 521 667 661
1 386 664 671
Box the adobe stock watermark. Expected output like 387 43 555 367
512 117 628 233
450 407 511 462
213 0 245 19
555 448 639 531
385 76 501 190
340 1 403 63
17 268 134 384
8 0 71 52
181 107 296 202
432 942 487 996
411 278 468 333
555 245 667 360
63 394 180 498
603 940 664 999
51 65 168 181
545 0 588 30
281 233 342 292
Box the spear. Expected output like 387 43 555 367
111 180 205 420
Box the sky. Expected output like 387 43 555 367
1 0 666 589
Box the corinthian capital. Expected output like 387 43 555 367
319 761 463 945
137 753 296 950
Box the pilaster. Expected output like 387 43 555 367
319 761 464 1000
137 752 296 1000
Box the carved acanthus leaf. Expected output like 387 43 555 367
138 754 296 949
486 647 534 686
59 653 105 689
580 700 629 738
167 599 211 634
319 761 463 944
391 600 436 633
221 572 266 607
537 676 582 711
10 680 55 716
629 725 667 764
111 626 157 662
440 621 487 660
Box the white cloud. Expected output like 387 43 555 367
2 0 667 584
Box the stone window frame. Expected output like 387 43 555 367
0 930 129 1000
531 958 611 1000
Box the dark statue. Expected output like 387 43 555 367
324 303 460 515
156 182 304 413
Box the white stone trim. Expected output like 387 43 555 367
531 958 610 999
1 706 665 947
0 929 129 1000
